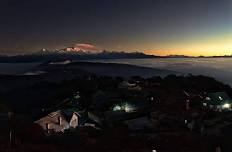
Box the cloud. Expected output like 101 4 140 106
75 43 99 51
74 43 100 52
65 43 101 53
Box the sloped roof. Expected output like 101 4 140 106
35 110 66 125
205 92 232 105
61 109 81 122
36 109 80 124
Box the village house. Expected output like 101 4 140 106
35 109 80 133
202 92 232 111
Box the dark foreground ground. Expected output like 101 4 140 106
0 62 231 152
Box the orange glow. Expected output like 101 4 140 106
144 34 232 56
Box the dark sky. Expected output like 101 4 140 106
0 0 231 55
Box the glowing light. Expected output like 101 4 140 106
222 103 230 109
124 106 130 113
112 102 136 113
123 103 135 113
219 96 223 101
113 105 122 111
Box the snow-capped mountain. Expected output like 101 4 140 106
0 48 158 63
39 47 102 55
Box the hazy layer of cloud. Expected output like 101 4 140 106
65 43 101 53
75 43 99 51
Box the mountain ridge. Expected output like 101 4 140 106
0 49 232 63
0 50 160 63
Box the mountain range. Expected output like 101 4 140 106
0 49 159 63
0 48 231 63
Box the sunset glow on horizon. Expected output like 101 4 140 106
0 0 231 56
144 38 232 56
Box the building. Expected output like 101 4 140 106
35 109 80 133
202 92 232 111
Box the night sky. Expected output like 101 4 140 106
0 0 232 56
